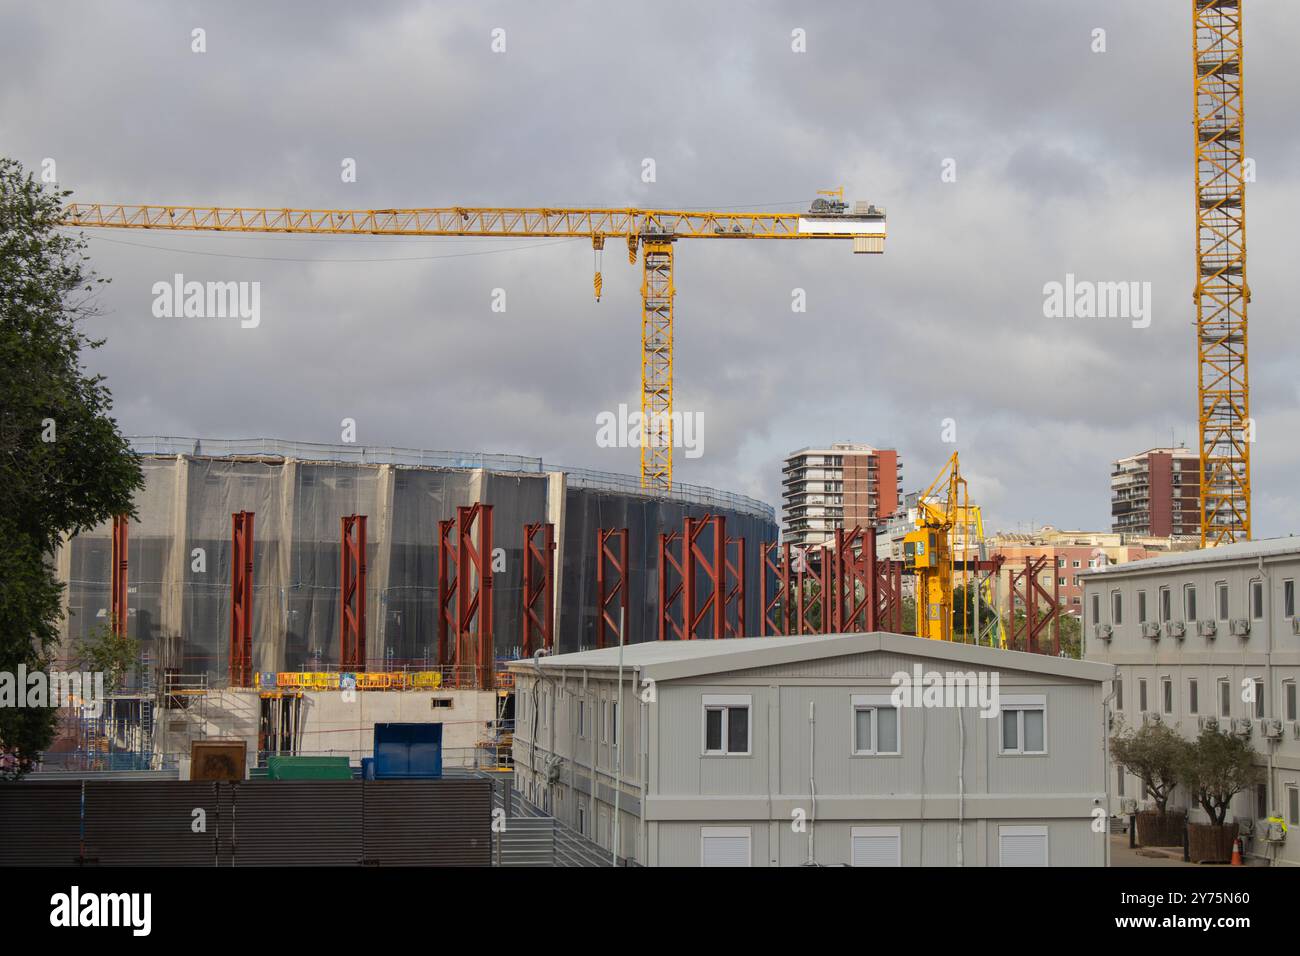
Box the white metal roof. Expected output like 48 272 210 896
1083 534 1300 578
506 631 1113 683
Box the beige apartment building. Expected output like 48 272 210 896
782 443 902 548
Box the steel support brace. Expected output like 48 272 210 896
437 518 458 671
685 515 726 640
230 511 254 687
796 545 829 636
1008 556 1060 655
874 558 906 635
640 239 675 491
459 504 495 688
340 515 367 671
521 522 555 656
723 536 746 638
832 527 878 633
110 514 129 637
596 527 629 648
760 541 792 636
658 530 686 641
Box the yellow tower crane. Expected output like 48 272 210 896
1192 0 1251 545
902 452 968 642
62 197 887 491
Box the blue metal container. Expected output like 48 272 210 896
373 723 443 778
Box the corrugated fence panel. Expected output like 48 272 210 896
84 781 222 865
362 779 492 866
0 783 83 865
231 781 363 866
497 816 555 866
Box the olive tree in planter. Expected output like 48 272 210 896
1176 726 1263 863
1110 718 1186 846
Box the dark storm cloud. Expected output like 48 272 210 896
4 0 1299 532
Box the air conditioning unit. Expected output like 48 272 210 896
1292 720 1300 740
1292 617 1300 636
1262 719 1283 740
1141 622 1160 639
1199 715 1220 731
1238 817 1255 836
1142 711 1163 726
1197 619 1217 638
1164 620 1186 639
1232 718 1253 737
1262 821 1288 844
1094 623 1113 641
1121 799 1139 815
1230 619 1251 637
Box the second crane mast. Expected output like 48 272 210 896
63 198 887 491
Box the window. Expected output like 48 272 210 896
1057 558 1066 569
1256 784 1268 819
577 800 587 836
701 826 751 867
1285 580 1295 619
998 825 1048 867
1250 580 1264 620
1216 581 1229 621
1111 591 1122 625
1286 681 1297 722
610 701 620 759
1115 677 1123 711
852 696 900 755
1000 697 1046 754
1160 587 1171 623
1117 767 1126 798
1090 593 1100 627
1254 679 1265 719
431 697 453 709
1189 678 1199 715
1138 679 1148 712
1137 590 1148 624
1184 585 1197 622
578 699 590 738
1219 678 1232 718
1072 560 1081 569
1059 577 1067 586
600 700 610 743
1288 786 1299 828
851 826 902 867
703 695 751 755
1162 677 1173 715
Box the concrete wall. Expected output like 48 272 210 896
1084 549 1300 866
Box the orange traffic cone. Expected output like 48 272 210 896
1231 837 1243 866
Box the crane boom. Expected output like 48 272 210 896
63 199 886 491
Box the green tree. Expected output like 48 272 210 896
0 157 143 778
76 622 141 694
1110 718 1187 815
1175 726 1263 826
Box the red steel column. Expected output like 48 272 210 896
340 515 367 671
230 511 254 687
437 518 457 672
723 536 746 638
110 514 129 637
521 522 555 656
596 527 629 649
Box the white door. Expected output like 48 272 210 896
701 826 751 867
998 826 1049 866
851 826 902 866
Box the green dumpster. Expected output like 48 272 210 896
265 756 353 780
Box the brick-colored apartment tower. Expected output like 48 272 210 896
1110 447 1201 537
781 443 902 547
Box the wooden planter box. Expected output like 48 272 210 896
1136 810 1186 847
1187 822 1239 864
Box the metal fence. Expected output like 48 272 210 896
127 435 775 521
0 778 493 866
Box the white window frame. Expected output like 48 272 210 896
998 695 1047 755
850 694 901 756
1284 579 1295 619
998 825 1049 867
1250 579 1265 621
700 826 752 867
1188 677 1199 715
850 825 902 867
1159 586 1172 623
1218 678 1232 718
1285 680 1297 722
600 699 609 743
577 698 587 738
1216 580 1229 621
1111 589 1122 625
702 694 752 756
1288 785 1300 828
577 799 587 836
1161 676 1173 715
1184 584 1197 623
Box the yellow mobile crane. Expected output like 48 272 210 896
62 195 886 492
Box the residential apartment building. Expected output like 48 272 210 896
782 443 902 547
1110 446 1201 537
989 526 1197 618
1083 537 1300 866
510 632 1112 866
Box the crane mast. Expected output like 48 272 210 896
63 199 886 492
1192 0 1251 545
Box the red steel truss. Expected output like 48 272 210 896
596 527 629 648
684 515 726 640
340 515 367 671
438 504 495 687
1008 555 1060 655
760 541 793 636
521 522 555 656
723 535 746 638
831 526 878 632
110 514 129 636
795 544 830 635
658 530 686 641
230 511 255 687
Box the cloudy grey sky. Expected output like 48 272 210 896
4 0 1298 534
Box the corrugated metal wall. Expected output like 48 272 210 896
0 778 493 866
